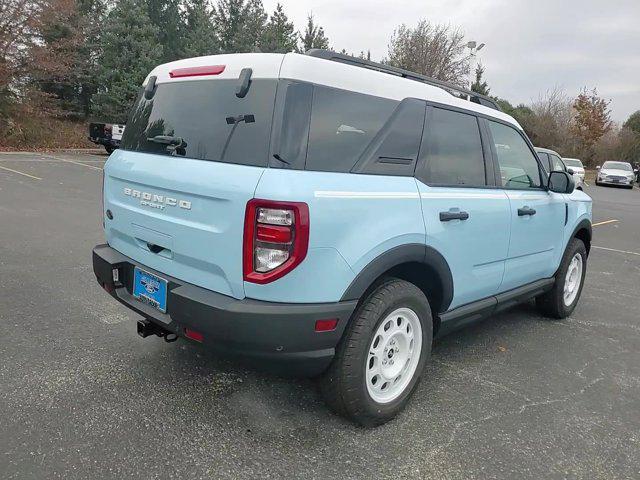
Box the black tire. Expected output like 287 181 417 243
536 238 587 319
319 278 433 427
105 145 114 154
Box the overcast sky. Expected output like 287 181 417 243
262 0 640 123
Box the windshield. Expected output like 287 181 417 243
120 79 277 167
602 161 632 171
563 159 583 168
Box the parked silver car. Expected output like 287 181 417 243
596 161 635 189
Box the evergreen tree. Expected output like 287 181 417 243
28 0 106 118
183 0 218 57
471 62 490 96
300 13 329 52
215 0 267 53
91 0 162 122
623 111 640 135
260 3 297 53
145 0 185 62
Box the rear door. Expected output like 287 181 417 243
485 120 566 291
104 61 281 299
415 106 511 309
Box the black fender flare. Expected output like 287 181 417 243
570 218 592 255
340 243 454 312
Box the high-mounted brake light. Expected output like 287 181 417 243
243 199 309 284
169 65 226 78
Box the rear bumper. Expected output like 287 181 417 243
92 244 357 376
88 136 121 147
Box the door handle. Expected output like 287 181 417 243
439 211 470 222
518 206 537 216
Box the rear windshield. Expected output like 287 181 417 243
121 79 277 167
563 158 583 168
602 161 631 171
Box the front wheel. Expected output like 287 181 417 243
319 279 432 427
536 238 587 319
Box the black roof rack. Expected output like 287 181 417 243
305 49 502 112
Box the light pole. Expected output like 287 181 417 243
466 41 485 96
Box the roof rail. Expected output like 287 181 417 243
305 49 502 112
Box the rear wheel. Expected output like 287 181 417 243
319 278 432 427
536 238 587 319
105 145 114 154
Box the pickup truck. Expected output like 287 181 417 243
89 122 125 154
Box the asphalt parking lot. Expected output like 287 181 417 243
1 152 639 479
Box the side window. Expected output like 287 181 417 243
419 107 486 186
352 98 426 176
550 154 564 172
488 121 542 189
270 81 313 169
305 86 397 172
537 152 551 173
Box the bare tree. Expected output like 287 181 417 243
525 86 575 154
386 20 469 86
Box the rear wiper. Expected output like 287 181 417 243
219 114 255 161
147 135 184 146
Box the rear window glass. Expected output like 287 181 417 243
537 152 551 172
421 107 486 186
563 158 582 168
305 86 397 172
121 79 277 167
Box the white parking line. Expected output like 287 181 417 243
592 219 619 227
592 246 640 257
41 154 103 171
0 165 42 180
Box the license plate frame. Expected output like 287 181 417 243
132 267 168 313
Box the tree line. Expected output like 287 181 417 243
474 69 640 167
1 1 638 164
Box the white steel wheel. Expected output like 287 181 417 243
563 253 583 306
366 307 423 404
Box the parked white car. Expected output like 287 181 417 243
563 158 585 184
535 147 584 190
595 161 635 189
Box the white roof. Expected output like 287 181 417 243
144 52 520 129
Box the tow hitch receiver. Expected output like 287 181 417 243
137 319 178 342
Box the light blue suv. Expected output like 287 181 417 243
93 50 592 426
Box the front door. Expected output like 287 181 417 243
485 120 566 292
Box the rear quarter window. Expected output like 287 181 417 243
305 86 398 172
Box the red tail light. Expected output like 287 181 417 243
243 199 309 284
169 65 225 78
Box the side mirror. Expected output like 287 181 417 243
596 165 601 170
566 167 575 175
548 171 575 194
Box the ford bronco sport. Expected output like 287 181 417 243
93 50 593 426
